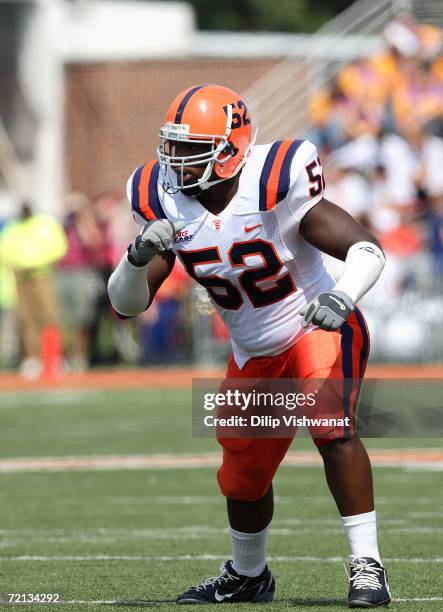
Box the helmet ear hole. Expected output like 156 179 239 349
223 142 238 157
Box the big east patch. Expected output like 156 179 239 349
174 230 194 243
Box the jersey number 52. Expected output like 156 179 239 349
179 239 296 310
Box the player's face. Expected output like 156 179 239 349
167 141 214 186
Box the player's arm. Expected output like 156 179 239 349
299 197 381 261
107 219 183 318
298 198 385 331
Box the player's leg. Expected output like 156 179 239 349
220 438 286 580
220 353 291 580
319 437 374 519
225 485 273 587
177 465 279 605
177 433 290 604
227 484 274 532
177 352 291 604
291 308 390 607
318 441 390 607
321 442 390 608
15 274 42 377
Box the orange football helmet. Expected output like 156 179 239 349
157 84 255 193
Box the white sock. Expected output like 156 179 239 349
342 510 381 563
229 526 268 577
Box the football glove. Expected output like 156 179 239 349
127 219 185 266
300 289 354 331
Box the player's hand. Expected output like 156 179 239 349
127 219 185 266
300 290 354 331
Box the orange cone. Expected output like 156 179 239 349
41 325 62 379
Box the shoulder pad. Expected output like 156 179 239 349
129 160 166 222
259 139 304 211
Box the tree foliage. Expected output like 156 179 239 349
185 0 356 33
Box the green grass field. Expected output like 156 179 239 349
0 387 442 611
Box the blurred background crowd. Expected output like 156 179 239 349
310 13 443 363
310 14 443 285
0 0 443 376
0 188 194 377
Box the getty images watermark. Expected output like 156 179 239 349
201 388 350 431
192 378 443 438
192 379 355 438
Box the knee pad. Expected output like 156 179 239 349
217 466 273 501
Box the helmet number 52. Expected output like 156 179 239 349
223 100 251 129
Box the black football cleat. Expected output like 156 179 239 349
347 556 391 608
176 560 275 604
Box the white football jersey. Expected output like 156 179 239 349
127 140 335 368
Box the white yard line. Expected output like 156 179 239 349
1 554 442 563
46 596 443 606
109 494 441 506
108 496 443 511
0 525 441 544
30 596 443 606
0 390 105 408
0 449 443 473
393 597 443 602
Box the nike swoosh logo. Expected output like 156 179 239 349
328 295 346 310
245 223 262 232
214 582 250 602
214 590 235 602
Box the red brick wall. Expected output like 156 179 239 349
64 57 278 197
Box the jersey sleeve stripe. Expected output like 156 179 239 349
259 141 282 211
134 160 166 221
265 139 294 211
259 140 305 211
276 139 304 204
138 160 157 221
148 162 167 220
130 164 145 218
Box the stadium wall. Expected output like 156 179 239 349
64 58 278 197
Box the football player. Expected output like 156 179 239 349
108 84 390 607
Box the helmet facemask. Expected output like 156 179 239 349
157 105 245 195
